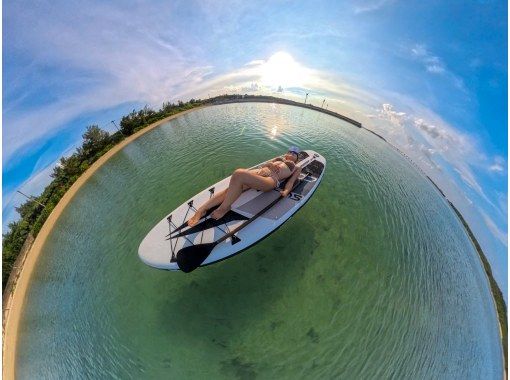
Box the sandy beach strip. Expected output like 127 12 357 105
2 106 205 379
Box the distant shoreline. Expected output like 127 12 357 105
2 95 506 378
210 96 362 128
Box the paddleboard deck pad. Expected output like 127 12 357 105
138 150 326 270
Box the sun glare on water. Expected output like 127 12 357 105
270 126 278 139
261 52 306 89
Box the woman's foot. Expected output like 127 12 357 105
210 206 229 220
187 208 206 227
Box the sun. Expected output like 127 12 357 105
261 51 305 89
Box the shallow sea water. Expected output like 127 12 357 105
17 103 503 379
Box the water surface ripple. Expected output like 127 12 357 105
17 103 502 379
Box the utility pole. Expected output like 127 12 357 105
304 93 309 104
111 120 124 136
16 191 45 208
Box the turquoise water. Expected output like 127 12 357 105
17 103 503 378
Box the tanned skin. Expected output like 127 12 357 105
187 152 301 227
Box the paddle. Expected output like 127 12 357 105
176 172 310 272
168 210 248 239
167 204 221 236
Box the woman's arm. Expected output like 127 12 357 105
280 166 302 197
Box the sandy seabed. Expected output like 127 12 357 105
2 106 205 379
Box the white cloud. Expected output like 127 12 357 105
3 1 506 294
169 55 503 229
426 63 446 74
353 0 395 14
453 167 485 195
496 192 507 216
489 164 504 173
481 211 508 247
241 83 261 92
489 156 506 174
4 86 134 169
4 1 213 166
409 43 466 92
366 95 506 216
411 44 446 74
379 103 407 126
245 60 265 67
3 1 506 248
410 44 427 57
414 118 442 139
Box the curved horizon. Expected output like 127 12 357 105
9 102 505 378
3 2 507 296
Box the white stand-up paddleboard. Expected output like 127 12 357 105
138 150 326 272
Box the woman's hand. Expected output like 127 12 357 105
280 189 290 197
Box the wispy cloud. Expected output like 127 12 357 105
3 1 211 167
46 40 500 229
411 44 446 74
3 1 506 286
372 97 504 214
4 87 134 169
353 0 395 14
481 211 508 247
409 43 466 92
379 103 407 126
489 156 506 174
169 55 503 225
5 33 503 227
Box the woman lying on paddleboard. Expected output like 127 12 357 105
187 146 302 226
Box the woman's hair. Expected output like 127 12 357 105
290 153 299 162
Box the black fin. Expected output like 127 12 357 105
231 235 241 245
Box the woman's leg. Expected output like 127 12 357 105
211 169 275 220
187 189 227 226
187 184 252 226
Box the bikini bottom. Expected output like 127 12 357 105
251 168 280 188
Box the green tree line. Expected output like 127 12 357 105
2 94 269 290
2 97 213 290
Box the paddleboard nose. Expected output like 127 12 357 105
138 224 180 270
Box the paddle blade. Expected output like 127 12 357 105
176 242 217 273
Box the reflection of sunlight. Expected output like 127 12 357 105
270 126 278 139
261 52 307 88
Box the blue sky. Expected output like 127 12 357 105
3 0 507 294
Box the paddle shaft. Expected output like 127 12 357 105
176 171 311 272
214 172 310 245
